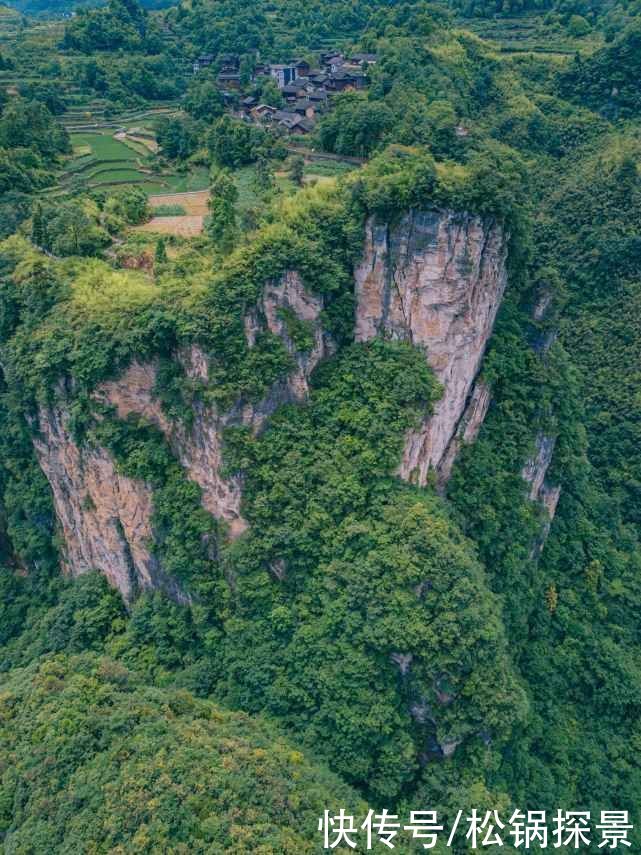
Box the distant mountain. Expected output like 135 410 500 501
4 0 94 15
4 0 173 17
0 2 22 16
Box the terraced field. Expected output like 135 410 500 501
460 12 602 57
58 132 209 196
0 4 22 45
62 132 149 189
70 133 140 161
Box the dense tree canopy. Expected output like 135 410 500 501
63 0 158 53
0 646 371 853
2 0 641 849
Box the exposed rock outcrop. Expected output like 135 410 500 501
33 270 332 599
390 652 413 675
522 433 557 504
33 404 183 604
96 271 332 539
354 210 508 486
522 272 563 556
531 277 562 356
96 356 247 540
522 433 562 556
437 381 491 488
245 270 331 402
539 482 562 520
31 211 512 600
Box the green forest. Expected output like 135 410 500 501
1 0 641 851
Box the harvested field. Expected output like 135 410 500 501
134 215 205 237
149 190 210 215
131 191 212 237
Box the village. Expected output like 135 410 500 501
192 50 378 135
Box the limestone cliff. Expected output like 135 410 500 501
31 212 510 600
437 381 491 488
33 402 181 603
33 271 332 600
354 210 508 485
96 271 331 541
522 433 558 508
522 281 563 551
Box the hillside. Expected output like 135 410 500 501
1 0 641 850
0 640 371 852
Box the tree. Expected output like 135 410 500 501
104 186 150 227
253 155 274 193
184 78 225 120
0 51 14 73
0 651 369 853
239 55 255 87
289 154 305 186
0 154 32 196
207 170 238 253
207 116 274 168
155 238 168 265
0 99 70 159
37 201 111 257
258 78 284 108
0 191 31 240
63 0 149 53
156 116 198 161
18 82 65 116
31 203 46 248
315 92 395 157
568 14 591 37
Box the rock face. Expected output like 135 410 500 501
95 356 248 540
31 210 512 600
245 270 330 402
522 433 557 505
437 381 491 488
354 210 508 485
96 271 331 540
523 279 563 551
522 433 561 521
33 403 182 604
522 433 562 556
33 271 332 600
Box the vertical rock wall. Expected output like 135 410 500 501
354 210 508 485
522 432 562 556
33 404 182 603
31 209 514 600
31 271 333 599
